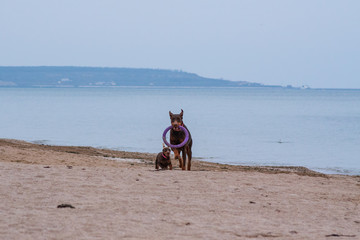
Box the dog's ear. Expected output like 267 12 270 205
169 111 173 118
180 109 184 118
162 143 165 149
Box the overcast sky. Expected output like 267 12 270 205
1 0 359 88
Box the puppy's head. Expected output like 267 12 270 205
169 109 183 131
162 143 171 158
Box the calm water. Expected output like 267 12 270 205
1 87 359 175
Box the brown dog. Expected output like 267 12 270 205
155 145 172 170
169 109 193 170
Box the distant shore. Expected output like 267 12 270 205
0 138 359 239
0 66 265 88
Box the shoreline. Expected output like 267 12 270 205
2 138 358 176
0 138 328 177
1 138 359 239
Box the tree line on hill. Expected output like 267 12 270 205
0 66 272 88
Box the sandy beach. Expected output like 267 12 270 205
0 139 359 239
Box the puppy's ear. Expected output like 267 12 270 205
169 111 173 118
180 109 184 118
162 143 165 149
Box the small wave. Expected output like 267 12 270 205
313 167 360 176
31 140 50 145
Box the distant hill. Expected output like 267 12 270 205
0 66 267 88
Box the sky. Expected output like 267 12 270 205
1 0 359 88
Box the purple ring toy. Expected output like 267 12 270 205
162 125 189 148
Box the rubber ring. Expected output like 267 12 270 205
162 125 189 148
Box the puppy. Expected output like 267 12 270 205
155 144 172 170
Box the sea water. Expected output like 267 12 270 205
1 87 359 175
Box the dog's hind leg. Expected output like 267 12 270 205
182 150 187 171
187 148 192 171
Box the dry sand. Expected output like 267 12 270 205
0 139 359 239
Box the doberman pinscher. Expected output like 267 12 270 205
169 109 193 170
155 145 172 170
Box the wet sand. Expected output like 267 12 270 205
0 139 359 239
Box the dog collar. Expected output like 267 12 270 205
162 153 169 159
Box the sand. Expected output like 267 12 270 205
0 139 359 239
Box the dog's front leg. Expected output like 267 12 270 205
173 148 183 169
155 159 159 170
